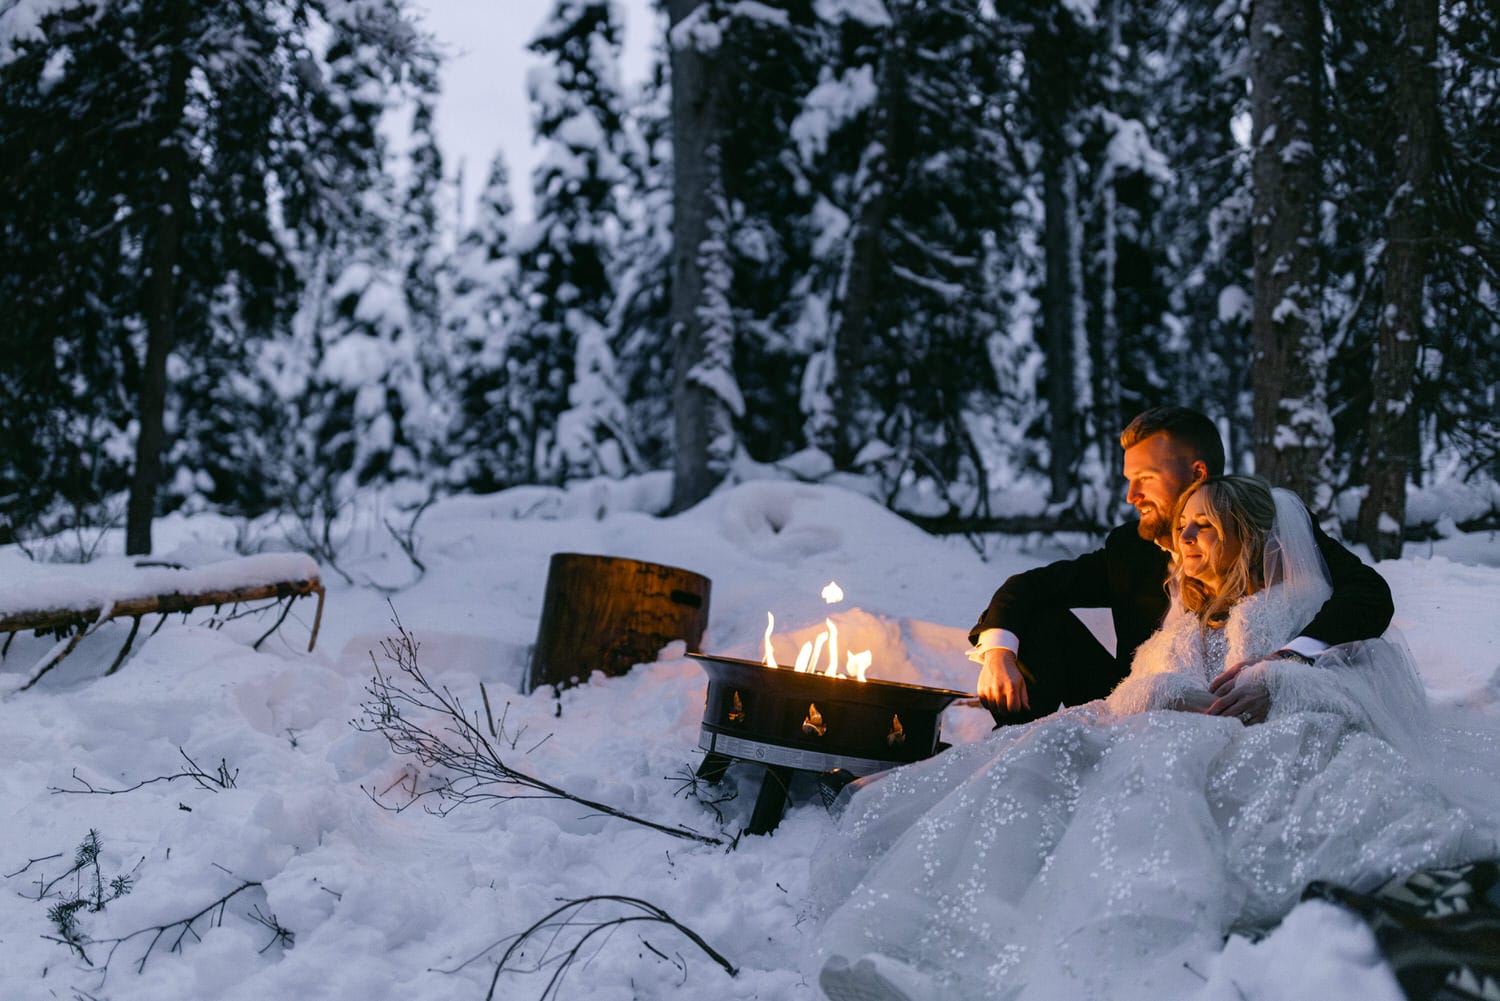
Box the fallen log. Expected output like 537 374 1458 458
0 554 324 690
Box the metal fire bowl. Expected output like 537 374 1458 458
690 652 969 777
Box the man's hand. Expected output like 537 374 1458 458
977 647 1030 714
1207 659 1271 725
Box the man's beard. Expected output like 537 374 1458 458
1136 505 1173 544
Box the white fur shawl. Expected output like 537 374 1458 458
1103 584 1421 739
1106 584 1310 717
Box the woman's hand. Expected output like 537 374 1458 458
1207 659 1271 725
977 647 1030 714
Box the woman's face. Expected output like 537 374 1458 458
1177 491 1239 590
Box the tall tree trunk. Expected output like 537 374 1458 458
1356 0 1438 560
831 47 902 467
667 0 737 513
1094 0 1123 466
126 4 191 555
1249 0 1330 513
1038 114 1081 503
1028 13 1087 505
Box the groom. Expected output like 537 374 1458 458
973 405 1394 723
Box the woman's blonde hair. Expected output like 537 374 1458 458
1170 475 1277 624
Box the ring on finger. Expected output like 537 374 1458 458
1238 711 1254 724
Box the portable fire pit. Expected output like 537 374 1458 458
690 653 969 834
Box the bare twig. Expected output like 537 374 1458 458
93 880 264 975
49 749 237 796
251 596 298 650
103 615 144 675
247 904 296 953
497 701 528 750
480 682 497 738
354 608 722 846
20 624 93 690
382 490 436 578
459 895 738 1001
285 494 355 587
667 767 739 825
5 851 64 879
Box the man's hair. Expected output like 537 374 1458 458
1119 406 1226 476
1169 475 1276 624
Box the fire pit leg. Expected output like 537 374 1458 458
696 752 733 784
746 765 795 836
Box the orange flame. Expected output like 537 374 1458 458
761 582 870 682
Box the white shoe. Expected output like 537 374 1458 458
819 953 933 1001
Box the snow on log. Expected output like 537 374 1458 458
0 553 325 689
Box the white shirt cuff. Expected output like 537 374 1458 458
1281 635 1330 659
966 628 1020 664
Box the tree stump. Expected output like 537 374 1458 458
525 553 711 693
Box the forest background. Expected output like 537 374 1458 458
1 0 1497 562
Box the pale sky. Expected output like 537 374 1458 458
414 0 660 226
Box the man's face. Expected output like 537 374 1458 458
1122 434 1206 543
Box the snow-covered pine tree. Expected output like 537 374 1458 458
785 0 885 464
1347 0 1438 559
0 0 437 546
275 10 444 513
447 153 523 493
399 90 454 477
1133 0 1254 468
787 0 1024 516
1416 1 1500 489
992 0 1106 506
1075 0 1195 469
503 0 634 486
611 48 677 472
0 5 140 539
1325 0 1500 539
612 51 678 477
1317 1 1407 509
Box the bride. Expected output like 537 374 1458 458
812 476 1500 1001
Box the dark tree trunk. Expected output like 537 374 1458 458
667 0 735 513
1093 0 1124 467
1025 11 1087 505
1249 0 1329 510
126 3 192 555
831 45 903 467
1037 103 1080 503
1356 0 1438 560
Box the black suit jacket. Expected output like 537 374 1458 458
970 519 1395 677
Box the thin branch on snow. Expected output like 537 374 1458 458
48 748 238 796
90 879 268 976
440 895 737 1001
667 766 738 825
4 852 64 879
353 608 723 846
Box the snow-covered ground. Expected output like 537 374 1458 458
1 476 1497 1001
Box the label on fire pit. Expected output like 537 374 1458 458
698 728 897 777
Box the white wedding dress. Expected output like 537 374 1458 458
811 493 1500 1001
